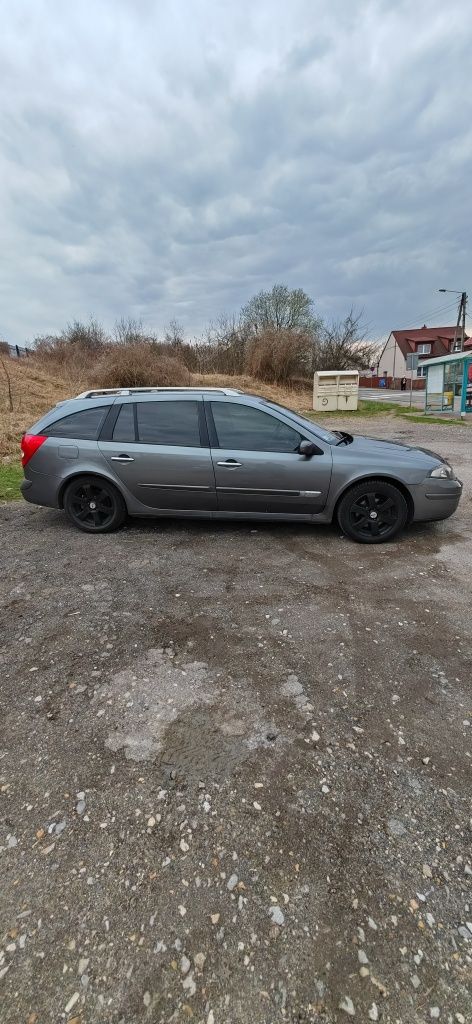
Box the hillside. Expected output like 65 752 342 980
0 357 74 458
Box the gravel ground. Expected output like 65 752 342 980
1 416 471 1024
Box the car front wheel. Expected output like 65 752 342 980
337 479 408 544
64 476 126 533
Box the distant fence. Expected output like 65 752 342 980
359 375 425 390
5 345 31 358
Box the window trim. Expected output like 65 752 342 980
204 401 219 448
100 402 139 443
205 399 305 453
99 404 122 441
416 343 432 355
133 402 139 443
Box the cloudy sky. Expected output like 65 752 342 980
1 0 471 345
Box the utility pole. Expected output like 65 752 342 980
461 291 467 351
439 288 468 352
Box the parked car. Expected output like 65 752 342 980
20 387 462 543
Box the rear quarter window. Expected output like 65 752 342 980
43 405 111 440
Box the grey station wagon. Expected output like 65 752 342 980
20 386 462 543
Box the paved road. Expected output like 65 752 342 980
359 387 425 407
1 417 471 1023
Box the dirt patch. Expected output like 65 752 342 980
97 647 277 779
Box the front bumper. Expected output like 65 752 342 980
412 477 463 522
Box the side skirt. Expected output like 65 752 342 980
130 508 332 523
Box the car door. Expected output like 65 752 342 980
206 399 332 515
98 396 217 511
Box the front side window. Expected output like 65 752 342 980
137 401 201 446
261 400 337 444
211 402 301 452
43 405 110 440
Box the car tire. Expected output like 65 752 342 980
337 478 408 544
63 476 126 534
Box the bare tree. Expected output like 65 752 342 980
203 314 250 374
164 319 185 348
315 310 378 371
240 284 320 337
113 317 154 346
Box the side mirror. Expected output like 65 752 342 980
299 439 317 458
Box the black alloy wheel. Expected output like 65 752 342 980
64 476 126 533
337 479 408 543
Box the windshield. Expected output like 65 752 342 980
260 399 340 445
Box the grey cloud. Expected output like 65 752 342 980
286 36 333 72
0 0 471 345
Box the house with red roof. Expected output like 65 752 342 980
378 326 471 386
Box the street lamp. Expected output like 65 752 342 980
438 289 467 352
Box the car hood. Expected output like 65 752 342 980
343 435 446 465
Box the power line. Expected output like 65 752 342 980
397 300 459 329
370 299 461 350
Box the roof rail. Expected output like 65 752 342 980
75 386 243 399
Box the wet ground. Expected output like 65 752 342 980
1 416 471 1024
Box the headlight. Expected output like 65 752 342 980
430 464 454 479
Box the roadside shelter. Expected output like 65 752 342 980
425 351 472 415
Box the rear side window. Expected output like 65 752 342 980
43 405 111 440
112 404 136 442
137 401 201 446
210 402 301 452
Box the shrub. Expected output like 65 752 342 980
93 342 191 389
33 317 108 386
0 340 10 356
245 328 313 385
34 317 107 363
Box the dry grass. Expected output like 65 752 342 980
0 357 72 459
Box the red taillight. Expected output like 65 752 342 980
21 433 47 468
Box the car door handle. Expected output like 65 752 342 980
217 459 242 467
111 455 135 462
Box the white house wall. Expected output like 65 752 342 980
378 334 409 378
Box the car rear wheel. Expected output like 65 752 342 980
337 479 408 544
64 476 126 533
